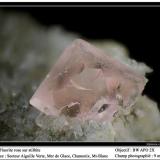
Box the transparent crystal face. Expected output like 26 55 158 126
30 39 147 122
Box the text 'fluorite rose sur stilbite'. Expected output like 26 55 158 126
30 39 147 122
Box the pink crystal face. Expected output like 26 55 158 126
30 39 147 122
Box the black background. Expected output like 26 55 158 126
2 4 160 106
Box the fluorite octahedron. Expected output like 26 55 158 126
30 39 147 122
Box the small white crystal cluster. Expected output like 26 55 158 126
0 10 159 141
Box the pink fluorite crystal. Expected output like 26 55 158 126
30 39 147 122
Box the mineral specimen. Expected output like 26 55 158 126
30 39 147 122
2 10 159 141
